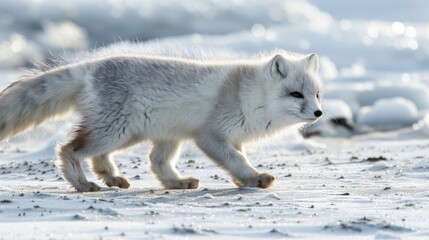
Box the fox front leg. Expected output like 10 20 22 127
197 133 275 188
150 140 199 189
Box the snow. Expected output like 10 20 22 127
1 134 429 239
1 0 429 239
358 97 420 130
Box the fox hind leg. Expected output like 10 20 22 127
150 140 199 189
57 143 101 192
57 121 142 192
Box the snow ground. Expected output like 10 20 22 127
1 0 429 239
1 131 429 239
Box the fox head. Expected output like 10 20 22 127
262 53 323 127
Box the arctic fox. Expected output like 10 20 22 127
0 52 323 192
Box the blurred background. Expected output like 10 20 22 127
1 0 429 138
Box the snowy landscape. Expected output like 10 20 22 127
1 0 429 239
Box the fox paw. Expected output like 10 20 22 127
233 173 276 189
256 173 276 188
75 181 101 192
162 177 200 189
105 176 131 189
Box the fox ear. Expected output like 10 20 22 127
270 54 288 79
306 53 319 72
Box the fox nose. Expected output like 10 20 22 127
314 110 323 117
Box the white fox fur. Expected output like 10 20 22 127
0 51 323 192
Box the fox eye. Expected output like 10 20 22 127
290 91 304 99
316 91 320 100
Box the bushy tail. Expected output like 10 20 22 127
0 65 88 141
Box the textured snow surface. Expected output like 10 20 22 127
1 134 429 239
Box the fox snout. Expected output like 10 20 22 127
314 110 323 118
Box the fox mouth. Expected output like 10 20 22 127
291 113 320 122
302 117 319 122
